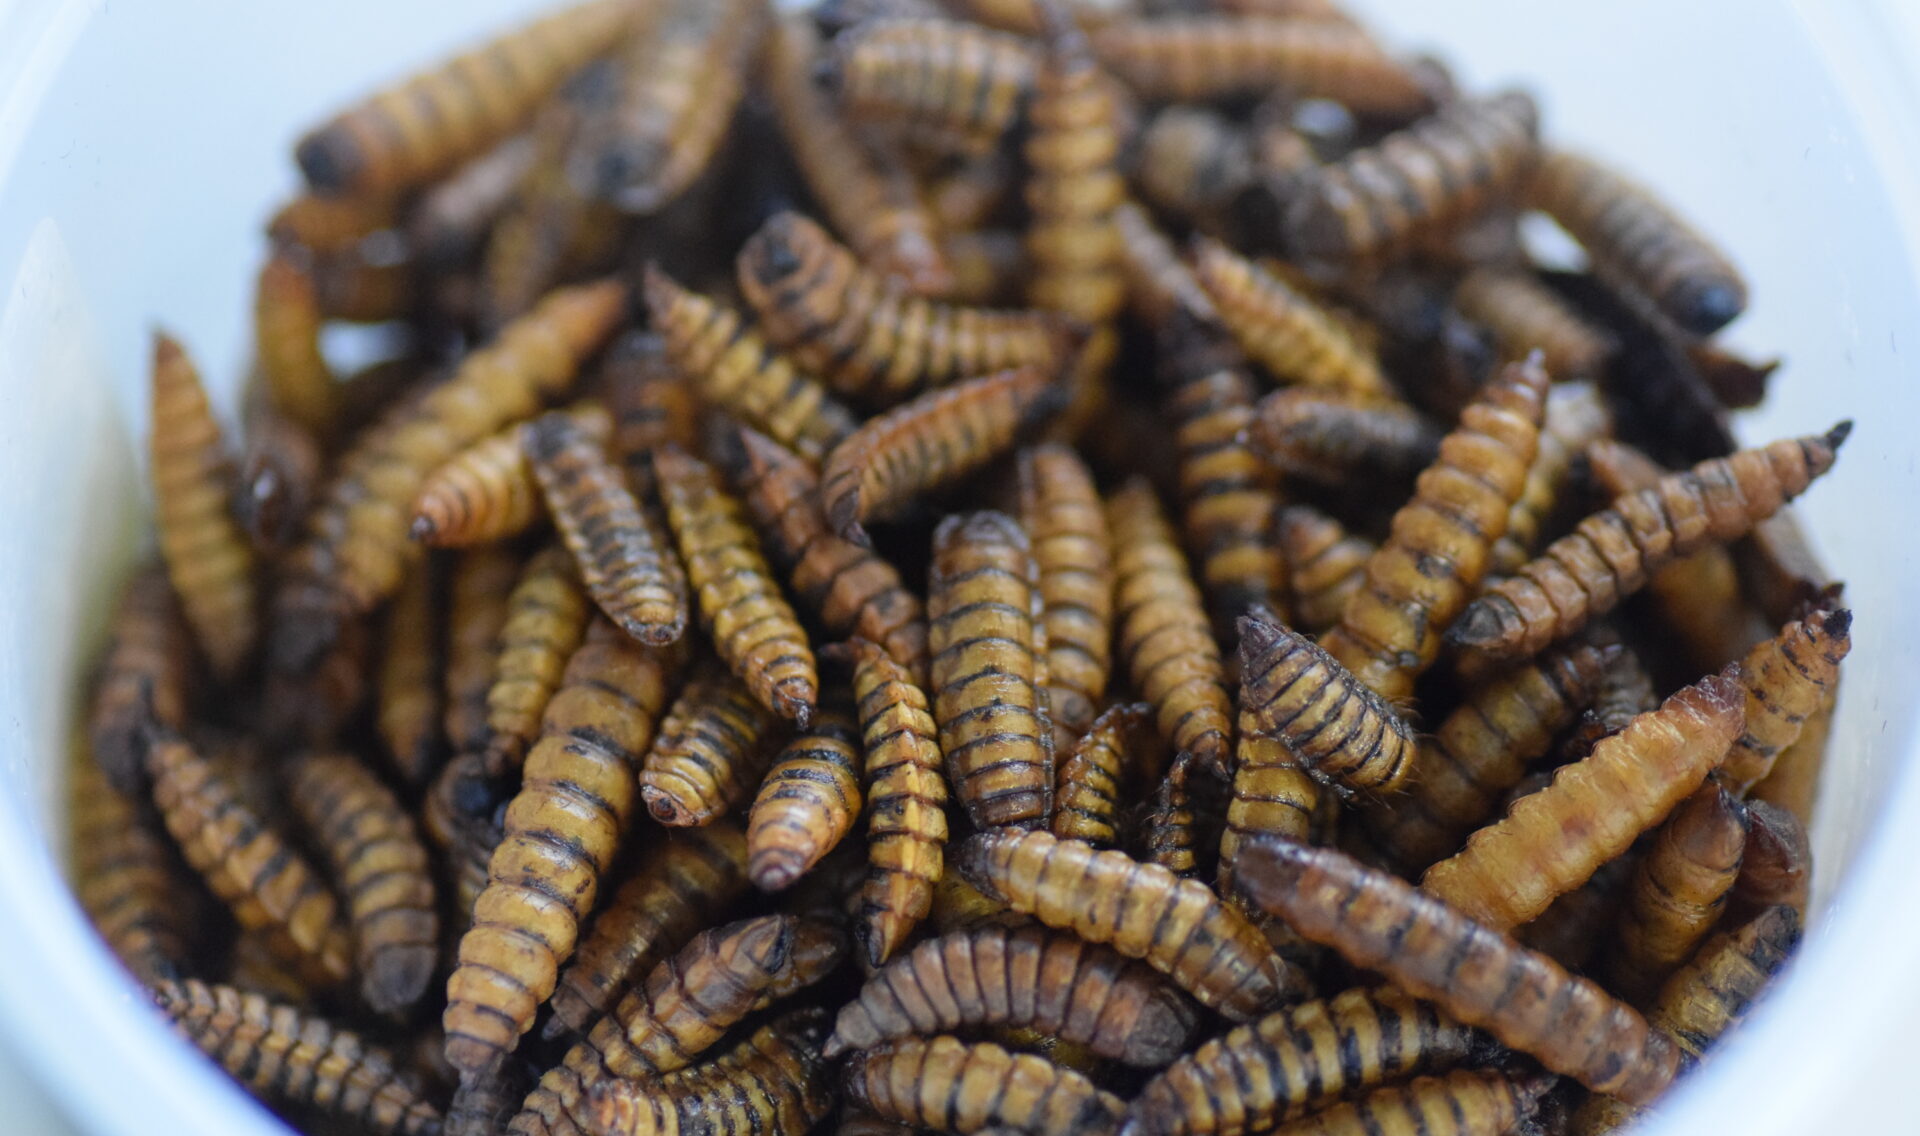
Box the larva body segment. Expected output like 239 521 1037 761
286 751 439 1015
482 545 593 777
1138 759 1211 878
1114 200 1219 326
1017 444 1114 744
234 392 325 556
1236 840 1681 1105
1090 17 1429 114
1731 800 1811 921
639 665 781 827
1488 382 1612 576
254 254 338 437
1454 266 1616 378
268 192 397 254
1603 782 1747 1004
586 1010 835 1136
1217 707 1318 900
1648 905 1800 1066
599 332 701 496
408 134 538 267
1053 701 1154 849
829 19 1039 157
411 401 613 548
376 561 442 788
1749 681 1836 830
1245 387 1441 485
1264 1069 1547 1136
70 761 198 984
959 829 1302 1020
89 566 192 793
444 546 523 755
1191 239 1388 397
1721 608 1851 794
842 1036 1127 1136
1273 506 1374 636
748 709 865 890
1237 610 1418 794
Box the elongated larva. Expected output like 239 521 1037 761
1650 904 1801 1068
153 979 442 1136
655 445 818 724
952 0 1140 34
829 924 1198 1066
960 829 1301 1019
1273 506 1373 636
1053 702 1153 849
1115 200 1219 326
483 545 592 777
929 510 1055 831
740 211 1074 406
1449 426 1849 663
444 619 678 1079
1217 706 1319 901
748 710 864 890
823 367 1059 546
1528 148 1748 335
287 751 439 1014
71 760 197 984
586 1010 834 1136
1015 444 1113 745
828 19 1039 157
1090 17 1429 114
1420 671 1744 931
1266 1069 1546 1136
1603 782 1747 1004
545 823 751 1041
843 1036 1127 1136
526 411 689 648
1488 382 1612 576
89 566 192 793
1237 610 1418 793
1134 106 1255 228
1721 608 1851 794
765 18 950 297
410 401 613 548
1237 840 1680 1105
639 665 781 827
1191 238 1389 397
376 562 442 788
1731 800 1811 921
1108 481 1234 774
145 734 353 990
254 253 337 437
295 0 635 195
444 547 523 756
1245 387 1441 485
1454 266 1616 378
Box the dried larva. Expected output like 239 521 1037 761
1052 701 1154 849
1217 706 1319 902
1453 266 1616 378
408 134 538 267
254 253 337 437
1273 506 1374 636
1516 853 1638 975
598 332 700 495
586 1009 834 1136
70 760 198 985
1237 609 1419 794
748 709 864 891
1265 1069 1548 1136
269 192 398 254
234 391 325 556
1024 12 1127 338
444 546 523 756
1720 607 1851 794
313 250 416 323
1090 17 1430 114
932 857 1028 934
375 562 442 788
1115 200 1220 326
1191 238 1389 397
639 664 781 827
828 18 1039 157
1488 381 1612 576
1730 800 1811 921
410 401 613 548
89 566 192 793
1602 782 1747 1005
1649 904 1800 1067
842 1035 1127 1136
942 228 1031 307
1139 756 1213 879
1016 444 1113 743
1245 387 1441 485
1749 680 1835 830
926 150 1018 232
952 0 1141 35
482 545 592 777
1134 106 1255 228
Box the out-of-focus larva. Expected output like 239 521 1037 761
1217 706 1319 904
225 928 318 1009
410 401 613 548
234 391 325 556
639 664 781 827
90 566 192 794
823 366 1059 546
1454 266 1616 378
1016 444 1113 743
926 150 1017 233
526 411 690 649
764 17 951 297
1731 800 1811 921
1191 238 1389 397
1236 840 1680 1105
312 249 416 323
482 545 592 777
1419 671 1745 931
586 1009 835 1136
286 751 439 1015
254 253 337 437
1720 607 1851 794
444 546 523 756
425 750 502 934
1237 609 1418 793
842 1035 1127 1136
444 619 678 1080
748 709 864 890
409 134 538 267
1527 148 1749 336
827 923 1199 1067
728 427 928 682
1319 357 1547 703
1107 481 1234 774
545 823 751 1041
1134 106 1255 228
1052 701 1153 849
928 510 1055 831
1090 17 1429 115
294 0 635 196
595 332 699 489
1603 782 1747 1005
739 211 1075 406
1649 905 1800 1068
643 267 859 463
153 979 442 1136
1273 506 1374 636
959 828 1302 1020
149 332 257 679
1689 340 1781 410
145 734 353 990
943 227 1030 306
1245 387 1441 485
827 18 1039 157
1263 1069 1547 1136
70 760 197 984
952 0 1141 35
1515 851 1637 975
1448 426 1850 663
655 445 817 724
1129 986 1483 1136
269 192 397 254
1488 381 1612 577
376 561 442 788
1115 200 1219 326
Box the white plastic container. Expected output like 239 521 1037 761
1 1 1917 1132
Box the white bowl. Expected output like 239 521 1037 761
1 1 1916 1133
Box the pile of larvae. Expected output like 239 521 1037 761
73 1 1852 1134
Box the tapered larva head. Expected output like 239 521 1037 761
1120 982 1204 1068
740 210 814 287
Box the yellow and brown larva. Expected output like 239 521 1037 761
1237 839 1680 1105
89 565 192 793
294 0 635 196
1453 266 1617 378
1024 11 1127 333
642 267 860 464
1649 904 1801 1068
586 1009 835 1136
654 444 818 724
544 822 751 1041
841 1035 1127 1136
638 663 781 827
443 618 679 1080
144 734 353 991
764 16 952 298
1107 480 1234 775
959 828 1303 1020
407 134 538 266
1052 701 1153 850
268 192 398 255
1133 106 1255 229
443 545 523 756
738 211 1077 407
1488 381 1612 577
1090 16 1430 115
234 390 325 556
1730 800 1811 921
931 857 1029 935
1016 444 1113 744
410 400 613 548
1244 387 1442 485
1720 607 1852 794
253 253 338 438
1264 1069 1548 1136
822 366 1060 547
1129 986 1485 1136
748 708 864 891
827 923 1199 1067
1749 667 1836 829
928 509 1055 832
481 544 593 777
149 331 258 679
1236 609 1419 794
374 561 442 789
595 332 700 493
70 760 198 985
1317 356 1547 704
1527 148 1749 335
827 18 1039 157
285 751 439 1015
1114 200 1220 326
1419 670 1745 932
1138 756 1213 879
950 0 1141 35
1190 238 1390 397
1282 91 1540 265
1448 425 1850 663
525 410 690 649
152 979 442 1136
1602 781 1748 1005
1272 505 1374 636
1217 705 1319 903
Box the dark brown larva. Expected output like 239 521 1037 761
1601 781 1748 1005
587 1009 835 1136
89 566 192 794
842 1035 1127 1136
1090 16 1430 114
234 391 325 557
481 544 592 777
639 663 781 828
1244 387 1442 486
828 18 1039 157
1731 800 1811 921
1017 444 1114 744
598 331 700 496
70 760 198 985
1134 106 1256 228
1237 609 1419 793
1488 382 1613 577
443 546 523 756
